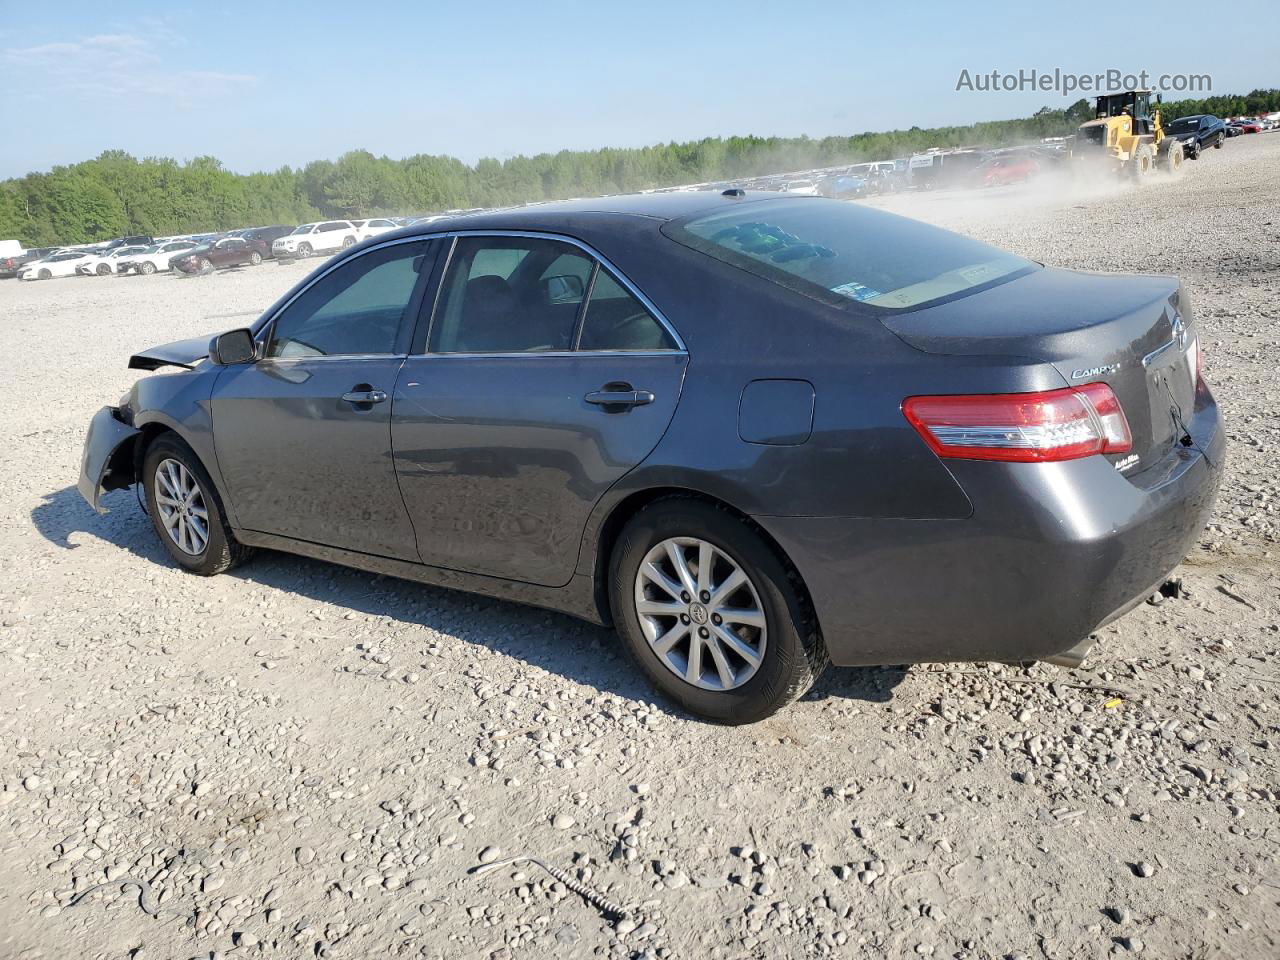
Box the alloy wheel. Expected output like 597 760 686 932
154 458 209 556
633 537 768 691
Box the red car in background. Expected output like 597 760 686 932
974 153 1040 187
1230 120 1262 134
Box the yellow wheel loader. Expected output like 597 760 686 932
1073 90 1183 178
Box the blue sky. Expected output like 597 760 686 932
1 0 1274 179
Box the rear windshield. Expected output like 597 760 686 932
667 198 1036 311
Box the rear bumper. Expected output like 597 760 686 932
78 406 140 514
758 382 1224 667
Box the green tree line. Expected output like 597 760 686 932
3 89 1276 247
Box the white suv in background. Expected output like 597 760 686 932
117 240 200 275
273 221 358 258
353 218 398 242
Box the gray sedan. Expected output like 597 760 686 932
79 192 1223 723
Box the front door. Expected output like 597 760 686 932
211 238 440 560
392 233 688 586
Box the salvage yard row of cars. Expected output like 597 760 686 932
5 112 1274 283
0 216 443 281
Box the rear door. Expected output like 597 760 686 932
211 238 441 559
392 233 688 586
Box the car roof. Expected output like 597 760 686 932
400 190 796 236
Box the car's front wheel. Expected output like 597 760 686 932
140 261 156 275
609 499 827 724
96 263 111 276
297 242 313 258
143 435 252 576
38 268 51 280
248 251 262 265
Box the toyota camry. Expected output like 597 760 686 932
78 191 1223 723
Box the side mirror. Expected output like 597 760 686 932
210 328 257 365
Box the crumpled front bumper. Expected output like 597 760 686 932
78 406 140 514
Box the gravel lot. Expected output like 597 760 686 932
2 134 1278 960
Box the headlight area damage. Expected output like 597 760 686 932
78 405 140 514
79 335 213 513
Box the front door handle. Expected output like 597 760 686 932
341 388 388 405
585 388 655 409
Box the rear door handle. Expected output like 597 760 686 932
585 389 654 408
342 389 388 404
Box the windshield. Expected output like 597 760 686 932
1168 118 1199 132
670 198 1036 311
291 224 315 235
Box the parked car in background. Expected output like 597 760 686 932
172 236 263 274
973 152 1039 186
820 175 868 199
79 192 1222 723
354 218 399 242
77 245 152 276
18 249 94 280
1165 115 1226 158
1230 119 1262 134
0 246 61 279
272 220 358 258
101 235 154 251
778 180 819 195
238 226 294 258
118 240 200 275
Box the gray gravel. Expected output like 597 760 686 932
1 135 1278 960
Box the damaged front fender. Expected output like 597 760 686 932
78 406 141 514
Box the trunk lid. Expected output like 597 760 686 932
881 267 1197 473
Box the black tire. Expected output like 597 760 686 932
140 261 156 275
341 236 355 249
143 434 253 576
1214 132 1224 149
96 263 111 276
1188 141 1200 160
248 250 262 265
38 268 51 280
297 242 313 258
608 499 827 724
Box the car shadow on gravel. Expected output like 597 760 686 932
32 485 168 562
35 483 907 714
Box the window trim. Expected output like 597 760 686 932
416 229 686 357
255 235 440 362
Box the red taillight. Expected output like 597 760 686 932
903 384 1132 462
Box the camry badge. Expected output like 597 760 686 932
1071 363 1120 379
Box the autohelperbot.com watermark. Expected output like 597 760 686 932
955 68 1212 96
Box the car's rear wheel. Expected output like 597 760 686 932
140 261 156 275
297 242 313 258
249 251 262 265
143 435 252 576
609 499 827 724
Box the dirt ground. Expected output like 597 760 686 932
1 135 1278 960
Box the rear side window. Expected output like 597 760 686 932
667 198 1036 312
429 236 593 353
578 269 675 351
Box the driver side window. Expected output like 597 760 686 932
266 241 433 358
